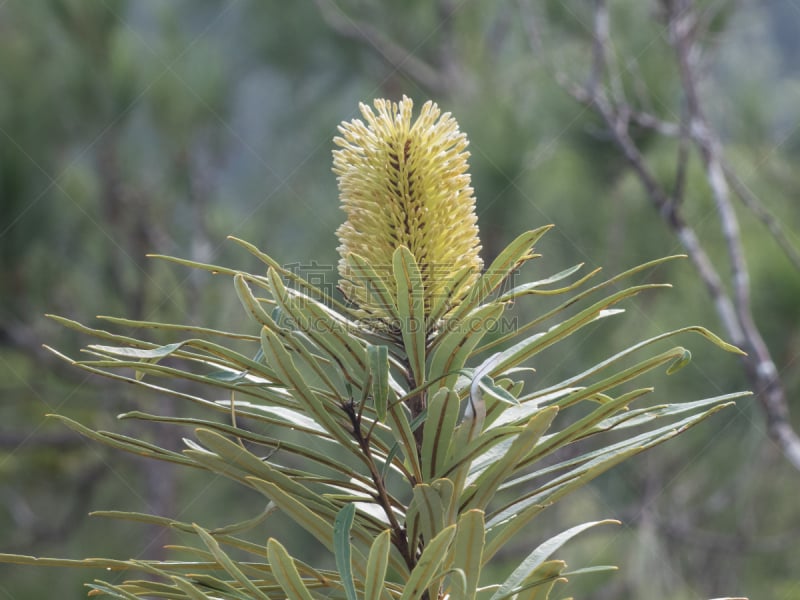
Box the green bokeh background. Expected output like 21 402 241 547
1 1 799 598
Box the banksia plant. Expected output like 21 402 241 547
1 97 749 600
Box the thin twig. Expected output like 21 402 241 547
314 0 445 94
344 402 414 571
671 103 690 207
721 162 800 272
523 0 800 471
668 0 800 470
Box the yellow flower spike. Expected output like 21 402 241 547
334 96 483 333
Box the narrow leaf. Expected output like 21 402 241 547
490 520 617 600
511 560 567 600
405 484 446 555
369 344 390 421
267 267 366 383
448 226 553 323
334 504 357 600
171 576 219 600
399 524 457 600
248 478 335 552
426 265 474 329
347 253 402 323
666 348 692 374
228 235 354 315
88 342 184 360
496 263 588 301
364 530 392 600
461 407 558 512
267 538 315 600
450 509 485 600
393 246 426 386
428 302 505 390
386 400 424 483
259 326 356 453
421 388 460 481
193 524 271 600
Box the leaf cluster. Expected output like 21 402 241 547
0 231 748 599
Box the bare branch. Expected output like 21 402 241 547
671 104 691 206
667 0 800 470
722 163 800 273
525 0 800 470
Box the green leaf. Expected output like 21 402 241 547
461 407 558 512
368 344 390 421
448 226 553 323
398 524 457 600
267 267 367 384
496 263 590 301
427 302 505 390
478 375 520 406
347 253 402 323
511 560 567 600
238 284 348 399
267 538 315 600
229 235 354 315
120 410 366 486
426 265 474 329
333 504 357 600
666 348 692 374
194 427 290 480
517 326 743 409
393 246 426 386
561 565 619 577
474 255 687 358
405 483 447 555
421 388 460 481
248 478 335 553
46 415 195 467
386 399 424 483
484 403 738 561
520 388 656 472
502 398 743 497
194 524 271 600
487 284 670 379
0 554 135 570
235 272 278 329
259 326 356 454
87 341 185 360
191 428 341 521
181 573 256 599
431 478 455 528
147 252 243 277
171 576 219 600
248 481 376 585
97 314 259 341
46 314 159 348
590 393 749 436
209 403 327 435
490 520 617 600
364 530 392 600
91 509 272 558
85 581 143 600
450 509 485 600
46 344 292 418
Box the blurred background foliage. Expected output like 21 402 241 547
0 1 798 598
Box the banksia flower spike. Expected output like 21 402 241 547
334 96 482 333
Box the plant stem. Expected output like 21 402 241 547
343 402 416 571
